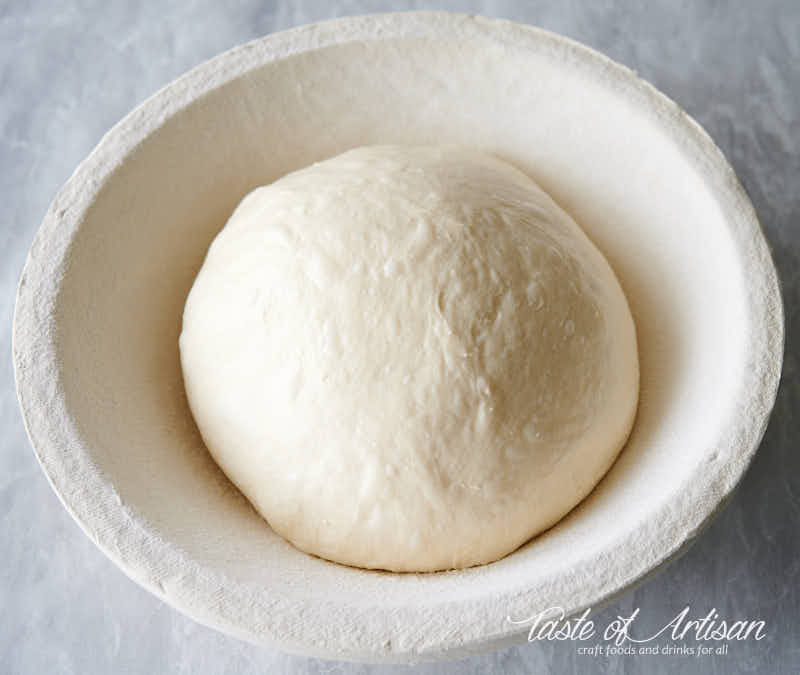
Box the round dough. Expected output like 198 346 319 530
179 145 639 572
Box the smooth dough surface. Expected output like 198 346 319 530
179 145 639 572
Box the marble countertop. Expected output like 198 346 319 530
2 2 798 673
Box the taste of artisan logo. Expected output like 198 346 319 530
507 606 766 658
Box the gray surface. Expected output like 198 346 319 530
1 1 797 673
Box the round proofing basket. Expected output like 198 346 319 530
13 11 783 663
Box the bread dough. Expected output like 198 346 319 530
179 145 639 572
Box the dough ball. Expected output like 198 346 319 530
179 145 639 572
